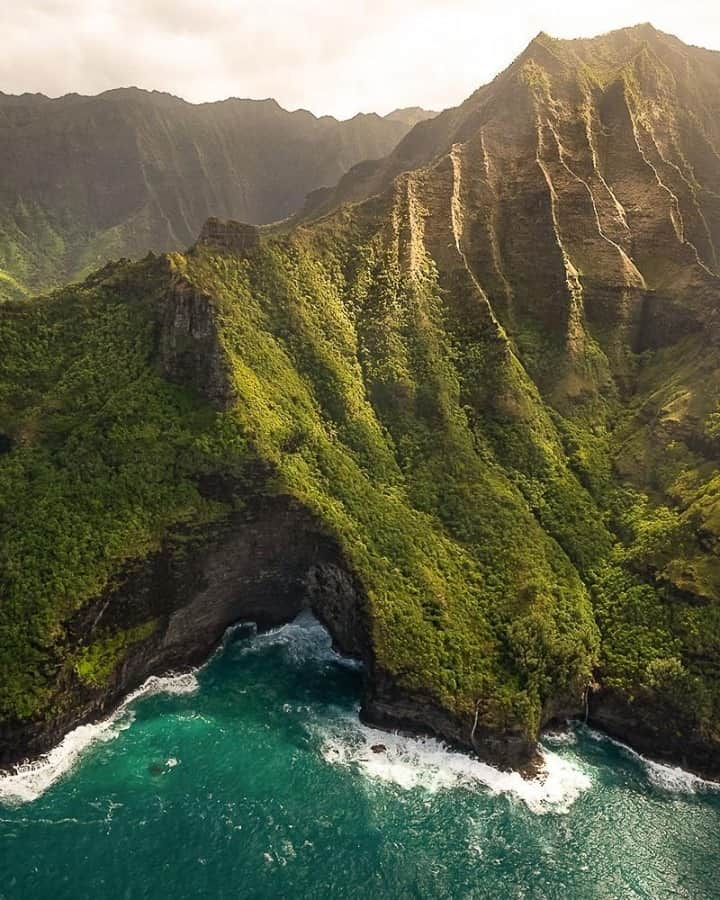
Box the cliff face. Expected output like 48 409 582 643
1 26 720 778
0 495 360 766
0 90 432 299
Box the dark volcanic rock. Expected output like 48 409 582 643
304 562 370 659
0 495 368 769
363 668 541 774
195 217 261 256
589 689 720 782
157 277 235 409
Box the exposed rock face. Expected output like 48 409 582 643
158 277 235 409
301 27 720 374
589 690 720 781
304 562 369 659
196 218 261 256
305 26 720 306
0 496 366 768
363 672 541 772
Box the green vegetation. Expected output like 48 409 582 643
0 232 601 739
72 621 158 688
181 238 601 735
1 24 719 763
0 90 427 298
1 202 719 754
0 268 27 302
0 258 247 718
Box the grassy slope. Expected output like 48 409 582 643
0 234 602 741
181 236 600 736
0 258 245 716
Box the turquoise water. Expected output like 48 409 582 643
1 614 719 900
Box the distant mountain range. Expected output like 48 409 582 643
0 89 435 298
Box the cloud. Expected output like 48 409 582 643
1 0 719 119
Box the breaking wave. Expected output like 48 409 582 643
318 717 592 814
584 725 719 795
4 612 716 813
0 671 199 805
232 610 362 670
0 612 352 806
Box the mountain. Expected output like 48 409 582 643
302 23 720 232
0 89 433 299
1 25 719 778
383 106 438 128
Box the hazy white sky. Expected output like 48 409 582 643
1 1 719 119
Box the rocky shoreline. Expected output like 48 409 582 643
1 502 718 784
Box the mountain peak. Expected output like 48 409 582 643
384 107 438 128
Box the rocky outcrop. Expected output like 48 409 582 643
157 277 235 409
0 495 367 769
363 671 541 773
195 218 261 256
589 689 720 782
304 562 370 659
2 487 549 775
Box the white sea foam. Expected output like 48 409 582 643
318 717 592 814
0 613 347 807
643 759 707 793
583 726 719 795
541 729 578 746
0 671 199 805
235 611 362 670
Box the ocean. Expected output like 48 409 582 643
1 613 718 899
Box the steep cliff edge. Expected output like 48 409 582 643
0 495 364 766
2 26 720 779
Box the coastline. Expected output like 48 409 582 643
2 616 718 803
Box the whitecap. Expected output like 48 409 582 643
235 611 362 671
0 671 199 805
541 729 578 746
581 726 719 795
0 612 354 806
318 716 592 814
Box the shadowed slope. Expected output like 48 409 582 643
0 89 433 299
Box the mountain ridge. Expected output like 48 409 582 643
0 88 435 299
1 25 719 779
300 22 720 231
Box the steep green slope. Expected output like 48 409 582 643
1 25 719 775
1 213 718 773
0 236 602 762
0 89 433 299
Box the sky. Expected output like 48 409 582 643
2 1 720 120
